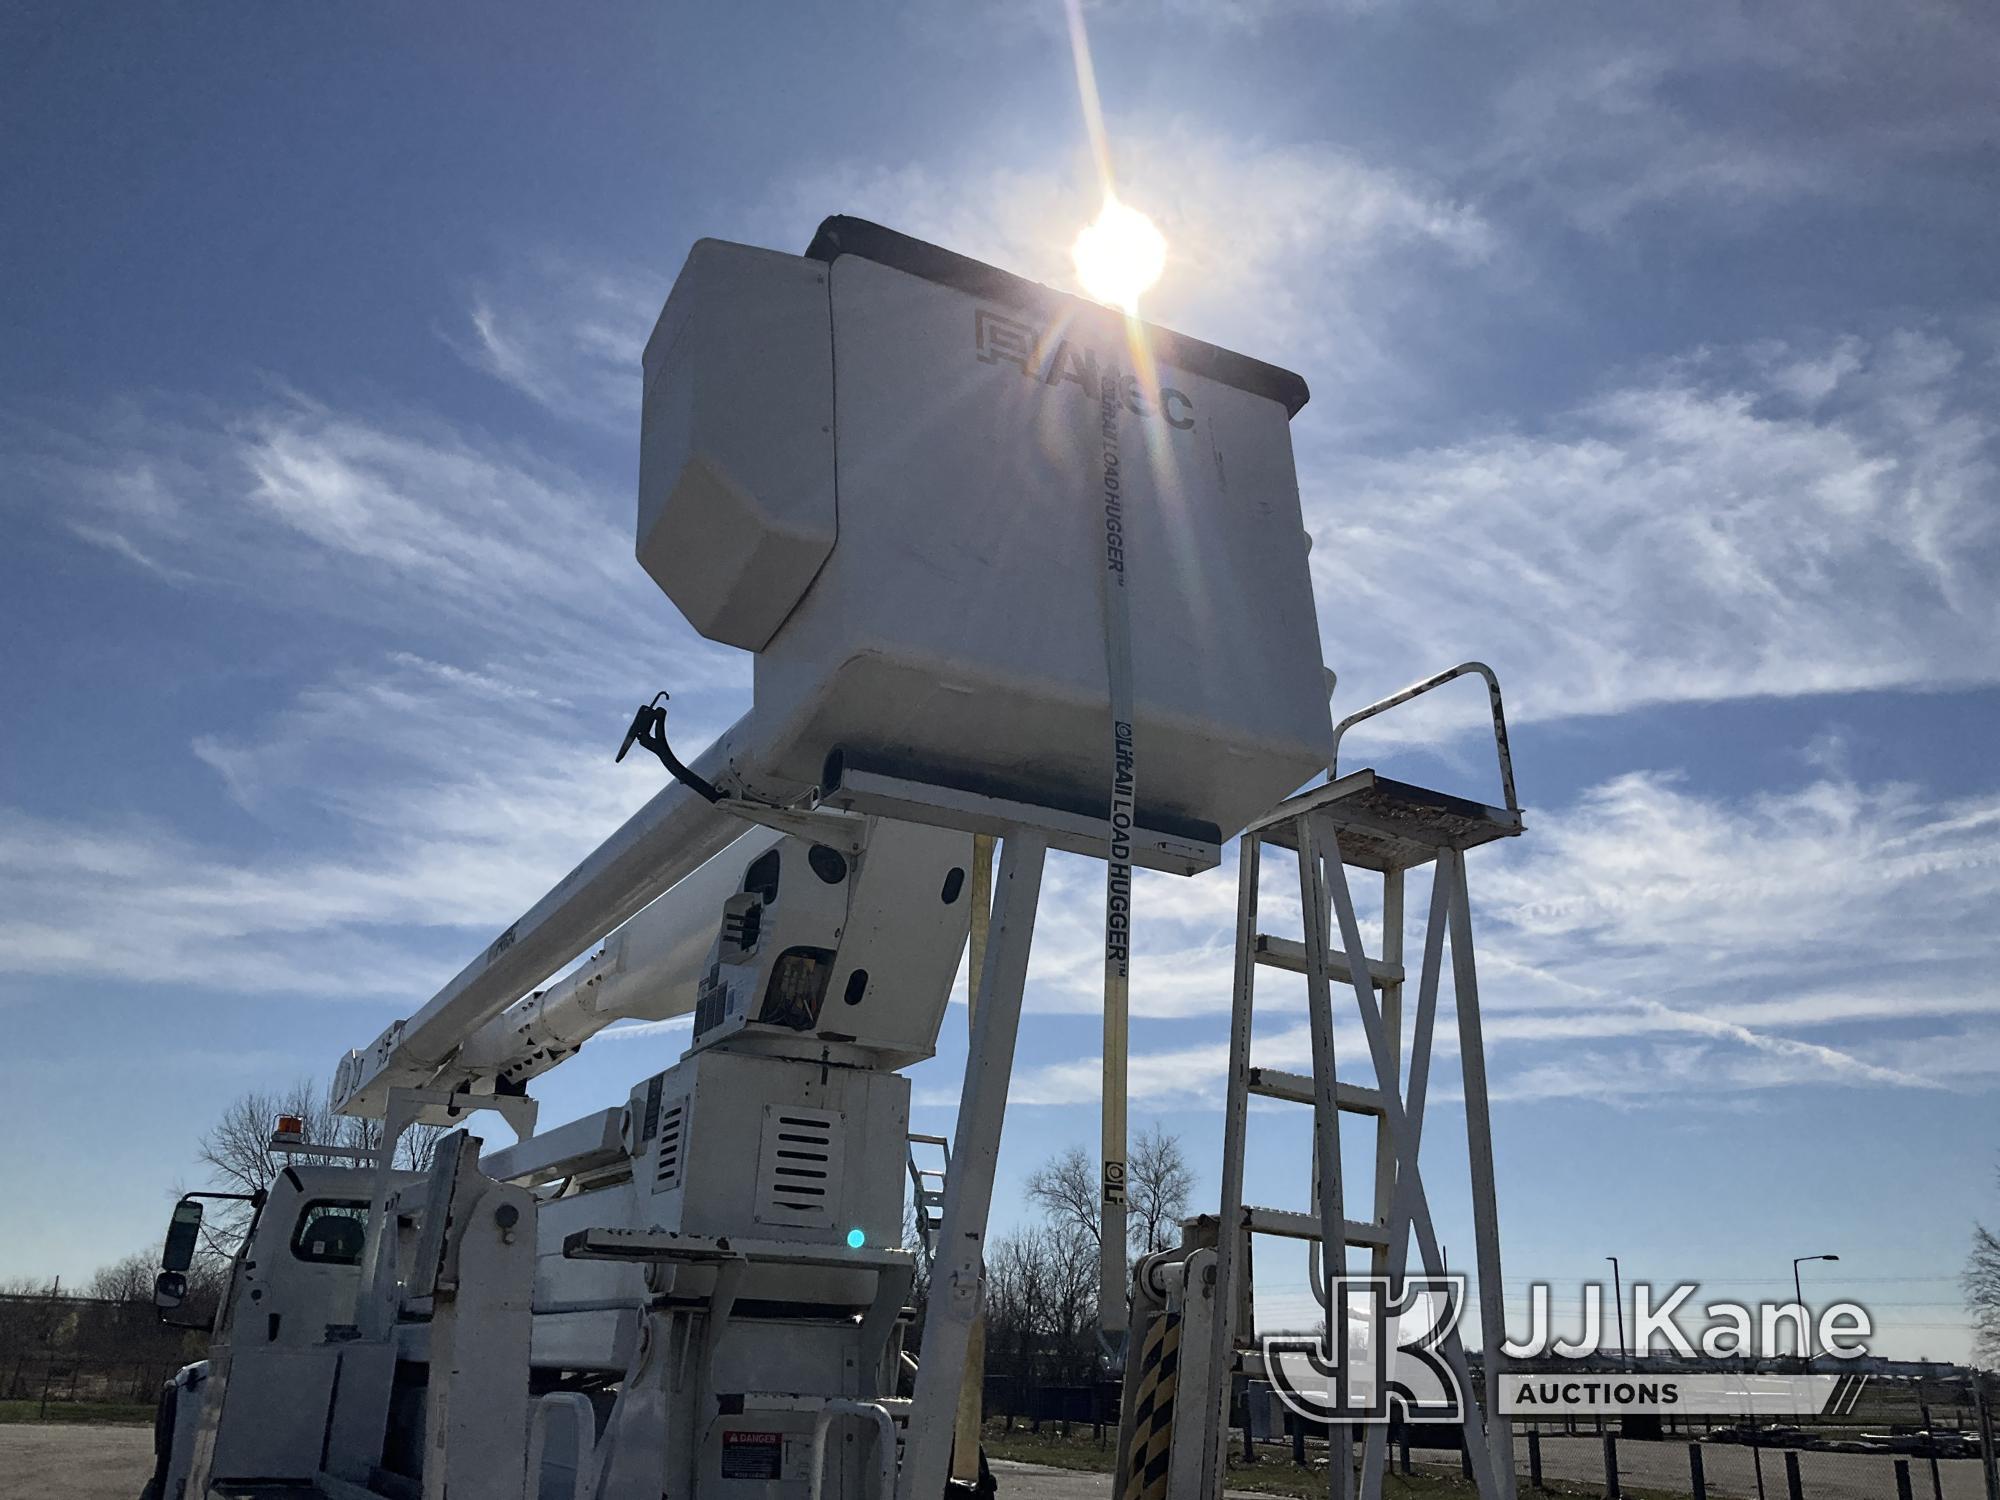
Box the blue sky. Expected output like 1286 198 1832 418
3 2 1995 1359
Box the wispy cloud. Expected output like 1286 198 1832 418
0 651 689 1000
1311 328 2000 726
1473 2 2000 230
1480 769 2000 1018
996 765 2000 1110
0 391 748 1006
6 177 1995 1123
445 251 663 429
6 392 741 699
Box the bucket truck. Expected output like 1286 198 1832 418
143 213 1339 1500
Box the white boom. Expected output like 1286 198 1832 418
330 718 772 1118
449 825 787 1092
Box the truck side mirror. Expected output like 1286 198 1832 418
153 1271 187 1311
162 1198 203 1274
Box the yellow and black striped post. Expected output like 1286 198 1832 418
1125 1311 1182 1500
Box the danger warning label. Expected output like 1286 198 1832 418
720 1429 782 1480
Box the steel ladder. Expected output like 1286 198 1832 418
1202 664 1526 1500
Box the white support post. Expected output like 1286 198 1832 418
353 1088 422 1338
1204 834 1263 1500
352 1086 537 1338
1372 869 1404 1238
953 832 997 1486
1359 862 1453 1500
1167 1249 1220 1500
1296 815 1353 1500
423 1167 535 1500
1319 825 1504 1500
1446 848 1517 1500
900 832 1049 1500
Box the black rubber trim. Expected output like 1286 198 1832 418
803 215 1310 418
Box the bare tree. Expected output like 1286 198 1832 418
982 1223 1099 1392
1025 1130 1193 1259
1035 1220 1100 1379
197 1079 340 1200
194 1078 445 1255
1025 1145 1101 1247
1967 1220 2000 1362
1126 1125 1194 1258
88 1253 157 1306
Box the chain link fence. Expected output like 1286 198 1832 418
1504 1374 2000 1500
1222 1372 2000 1500
0 1292 208 1419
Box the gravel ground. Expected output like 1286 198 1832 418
0 1423 152 1500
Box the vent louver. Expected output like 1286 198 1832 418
753 1106 845 1228
651 1102 685 1195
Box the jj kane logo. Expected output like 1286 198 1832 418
1265 1276 1467 1426
974 308 1196 431
1265 1277 1872 1424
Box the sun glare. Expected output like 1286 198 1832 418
1072 195 1167 316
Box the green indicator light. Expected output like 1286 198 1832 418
846 1227 866 1249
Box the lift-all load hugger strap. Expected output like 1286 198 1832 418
1095 354 1140 1352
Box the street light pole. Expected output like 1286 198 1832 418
1606 1256 1626 1368
1792 1253 1839 1367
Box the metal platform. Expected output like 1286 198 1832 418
1248 767 1523 871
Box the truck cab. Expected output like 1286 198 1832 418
148 1159 421 1499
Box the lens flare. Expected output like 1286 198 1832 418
1072 196 1166 316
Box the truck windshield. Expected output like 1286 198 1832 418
290 1200 370 1265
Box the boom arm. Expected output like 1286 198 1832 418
450 826 785 1092
331 716 771 1119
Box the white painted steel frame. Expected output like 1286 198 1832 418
1296 812 1355 1500
1204 812 1516 1500
899 830 1049 1500
1358 860 1453 1500
1204 831 1263 1496
811 1400 899 1500
1321 832 1513 1500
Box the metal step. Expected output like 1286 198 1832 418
1253 933 1403 987
1247 1066 1387 1116
1242 1206 1390 1249
1246 768 1523 873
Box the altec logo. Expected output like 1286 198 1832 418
1264 1277 1871 1424
973 308 1196 430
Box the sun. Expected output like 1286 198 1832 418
1072 195 1167 316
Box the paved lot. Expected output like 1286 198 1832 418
1522 1433 1988 1500
992 1458 1268 1498
6 1422 1986 1500
0 1423 151 1500
0 1428 1149 1500
989 1459 1116 1498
